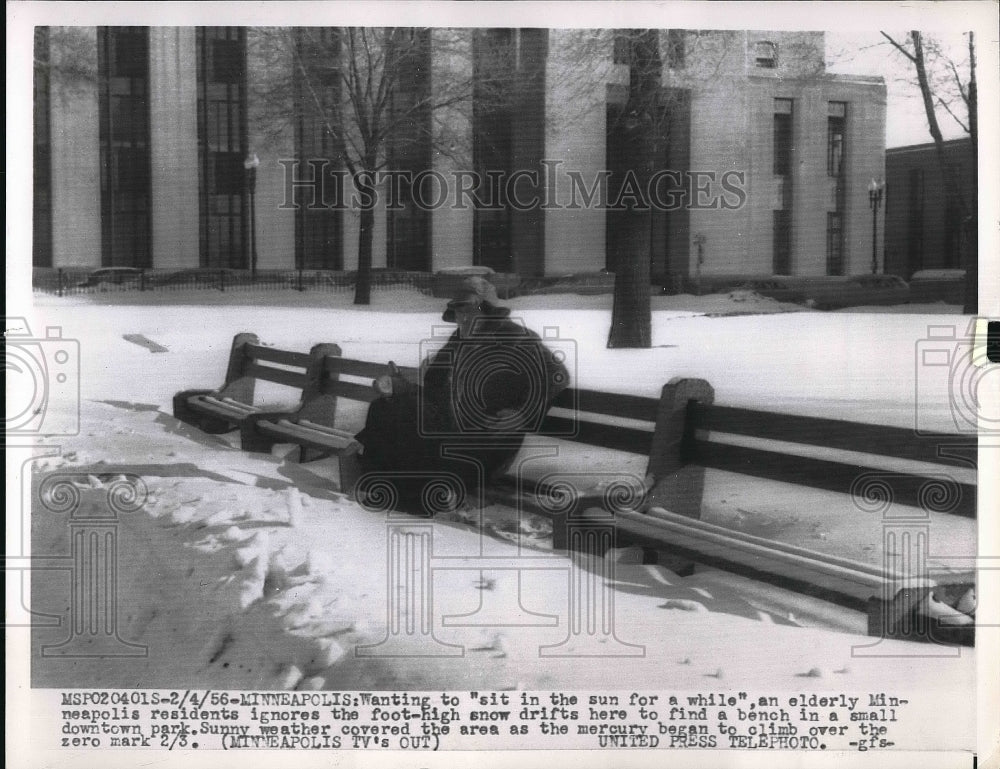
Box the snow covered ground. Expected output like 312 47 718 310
19 288 977 739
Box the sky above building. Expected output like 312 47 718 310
826 31 975 149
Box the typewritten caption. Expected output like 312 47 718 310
53 690 912 751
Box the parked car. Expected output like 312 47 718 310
76 266 144 289
804 274 910 310
148 268 241 288
909 269 967 305
734 277 806 304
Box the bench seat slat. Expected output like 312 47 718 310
188 395 260 421
218 397 257 411
255 418 359 451
694 404 972 469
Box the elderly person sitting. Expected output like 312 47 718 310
355 277 569 514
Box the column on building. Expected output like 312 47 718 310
787 86 830 276
150 27 200 269
430 29 474 272
430 29 475 270
385 29 432 272
470 28 547 276
246 28 296 270
509 29 548 277
50 27 102 267
839 79 887 275
687 75 753 276
284 28 344 271
543 30 610 276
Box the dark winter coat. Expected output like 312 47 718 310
355 315 570 509
420 315 570 437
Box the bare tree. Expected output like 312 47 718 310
881 31 978 313
606 29 660 349
252 27 475 304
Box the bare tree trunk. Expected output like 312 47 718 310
354 204 375 305
353 171 375 305
607 30 659 349
963 32 978 315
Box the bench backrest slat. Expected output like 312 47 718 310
243 362 309 390
694 440 977 518
552 388 659 422
540 415 654 455
327 379 379 404
693 404 972 469
325 356 418 381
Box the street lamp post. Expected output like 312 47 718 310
868 177 885 275
244 152 260 282
692 233 706 295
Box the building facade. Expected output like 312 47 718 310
884 137 976 279
33 27 887 280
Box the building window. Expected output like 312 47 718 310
472 29 547 275
773 98 793 176
613 30 630 65
828 102 846 177
197 27 247 269
773 209 792 275
292 28 343 270
33 26 52 267
666 29 686 69
826 212 844 275
386 28 432 271
755 41 777 69
907 168 924 271
98 27 152 267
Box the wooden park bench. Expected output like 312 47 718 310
175 334 977 642
172 333 342 437
587 397 978 643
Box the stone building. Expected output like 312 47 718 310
33 27 886 280
883 137 976 279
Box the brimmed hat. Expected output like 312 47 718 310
442 276 510 322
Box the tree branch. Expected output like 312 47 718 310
880 31 916 63
936 95 970 134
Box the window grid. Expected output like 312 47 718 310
293 28 343 270
197 27 248 269
98 26 152 268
